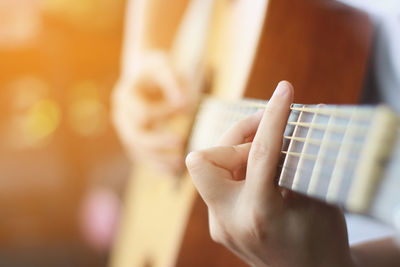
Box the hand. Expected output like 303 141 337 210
112 51 196 173
186 81 355 267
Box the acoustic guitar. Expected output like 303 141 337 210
111 0 372 266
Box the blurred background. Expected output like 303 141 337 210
0 0 130 266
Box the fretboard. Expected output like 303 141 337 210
188 97 399 213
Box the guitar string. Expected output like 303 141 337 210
283 135 364 149
280 150 359 163
199 109 370 150
203 112 372 138
275 155 358 204
290 106 372 120
279 133 358 202
282 105 364 198
282 106 363 197
286 121 368 135
200 102 373 129
276 164 356 185
200 99 375 121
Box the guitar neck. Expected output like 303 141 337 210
189 97 399 216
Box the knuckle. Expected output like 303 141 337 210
209 226 222 243
210 220 234 247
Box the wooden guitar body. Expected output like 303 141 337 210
111 0 372 266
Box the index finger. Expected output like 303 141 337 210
245 81 294 202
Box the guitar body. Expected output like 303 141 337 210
111 0 372 266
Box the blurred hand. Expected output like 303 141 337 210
113 51 196 174
186 81 355 267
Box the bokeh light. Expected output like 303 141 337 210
5 76 61 149
67 81 108 137
25 99 61 144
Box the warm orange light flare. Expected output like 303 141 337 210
0 0 41 49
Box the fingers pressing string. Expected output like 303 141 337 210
245 81 294 202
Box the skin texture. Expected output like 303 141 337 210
186 81 358 267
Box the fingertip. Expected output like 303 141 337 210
278 80 293 89
185 150 200 170
273 81 294 102
185 151 193 167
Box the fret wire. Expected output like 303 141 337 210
306 108 336 196
290 106 371 120
284 135 323 145
279 163 341 175
278 163 354 205
279 164 347 181
291 106 320 191
279 106 304 189
326 108 358 202
283 136 363 150
286 121 367 135
281 151 316 160
281 151 358 164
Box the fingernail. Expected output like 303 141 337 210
273 81 289 97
